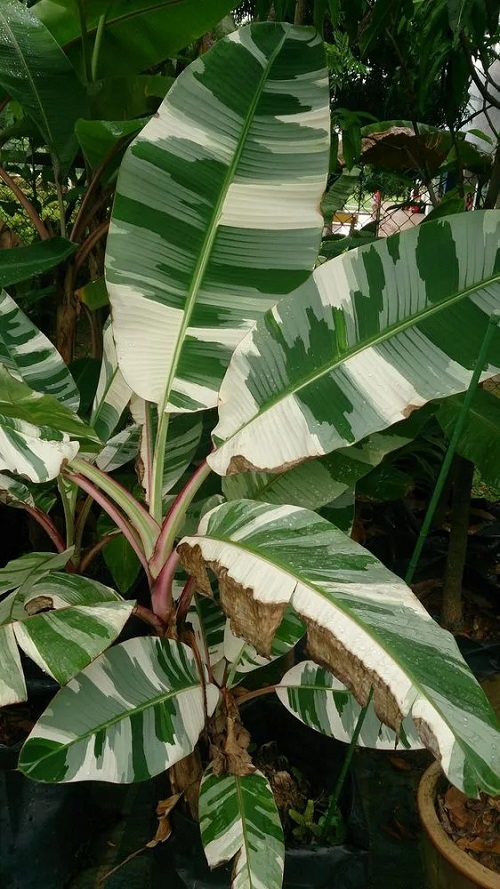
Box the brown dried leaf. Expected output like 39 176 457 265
24 596 54 615
146 794 182 848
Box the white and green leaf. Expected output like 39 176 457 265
91 318 132 442
96 424 141 473
0 548 73 596
19 637 219 783
0 367 98 482
178 499 500 796
224 606 304 682
436 388 500 490
209 211 500 476
0 573 134 688
222 429 411 510
105 22 330 414
277 661 423 750
200 767 284 889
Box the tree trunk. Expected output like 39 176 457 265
441 456 474 630
56 267 77 365
294 0 306 25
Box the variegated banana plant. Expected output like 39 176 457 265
0 21 500 889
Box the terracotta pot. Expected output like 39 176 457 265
417 762 500 889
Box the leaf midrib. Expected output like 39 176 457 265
220 266 500 443
159 24 290 412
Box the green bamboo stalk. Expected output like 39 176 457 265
405 311 500 586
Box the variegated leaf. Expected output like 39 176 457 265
200 767 284 889
0 573 134 686
178 500 500 796
0 289 79 410
105 22 330 414
222 430 411 510
209 211 500 476
91 318 132 442
96 424 141 472
0 548 73 596
19 637 219 783
224 605 304 682
0 623 26 705
0 472 35 507
277 661 423 750
188 593 225 667
0 367 99 482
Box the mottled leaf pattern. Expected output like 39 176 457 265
188 593 226 667
277 661 423 750
200 767 284 889
0 572 133 702
105 22 330 413
19 637 219 783
224 606 304 681
0 473 35 507
96 424 141 472
209 211 500 475
437 389 500 490
0 623 26 705
0 549 73 596
0 367 98 482
91 319 132 442
178 499 500 795
222 430 411 510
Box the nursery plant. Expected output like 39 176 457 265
1 22 500 889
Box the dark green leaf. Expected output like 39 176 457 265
0 238 77 288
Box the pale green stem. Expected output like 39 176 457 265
150 411 169 523
57 477 75 549
405 312 500 585
69 456 160 558
321 685 374 840
75 0 92 84
91 13 107 82
149 460 212 577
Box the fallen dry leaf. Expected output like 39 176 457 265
146 793 182 848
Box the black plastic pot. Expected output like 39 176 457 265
0 678 110 889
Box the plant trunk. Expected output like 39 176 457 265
294 0 306 24
441 456 474 630
56 267 77 365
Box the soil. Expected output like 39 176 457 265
437 785 500 874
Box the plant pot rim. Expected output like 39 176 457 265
417 761 500 889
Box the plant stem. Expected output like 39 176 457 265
65 470 152 583
75 0 92 84
54 167 67 238
149 460 212 576
175 576 196 623
23 506 67 556
78 531 120 574
405 312 500 585
320 686 374 840
91 13 107 82
57 477 75 549
150 411 169 523
0 165 50 240
69 456 160 558
133 604 165 636
151 549 180 621
441 456 474 630
74 219 110 270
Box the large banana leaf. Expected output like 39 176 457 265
19 637 219 783
0 572 134 704
33 0 238 78
105 23 330 413
0 289 79 410
0 368 98 482
224 606 304 681
0 0 88 170
199 768 285 889
178 500 500 796
209 211 500 476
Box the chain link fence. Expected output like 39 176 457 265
323 166 481 240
